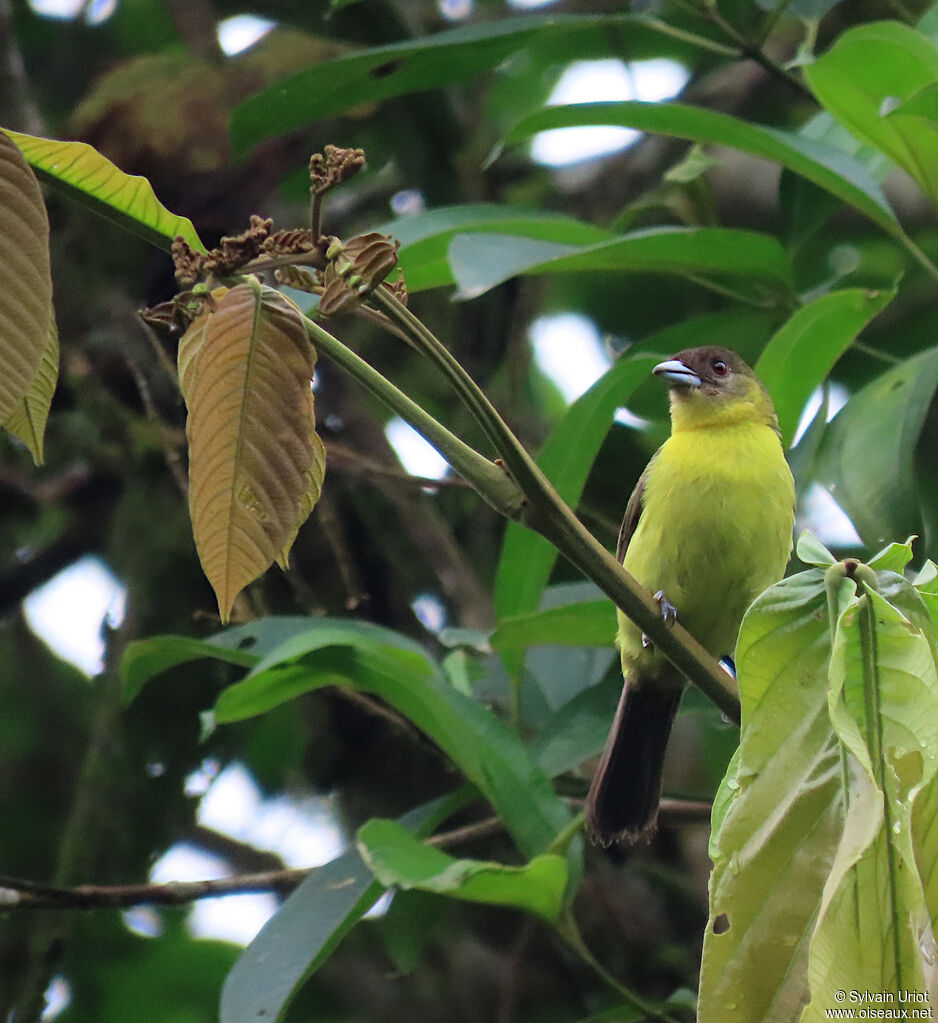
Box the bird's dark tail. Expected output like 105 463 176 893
585 680 683 845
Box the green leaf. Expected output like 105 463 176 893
805 21 938 204
498 100 899 236
0 131 54 425
702 562 938 1019
700 569 842 1022
373 204 613 293
120 635 259 704
805 584 938 1013
494 354 658 674
120 616 330 704
220 792 466 1023
2 128 205 253
230 14 676 158
358 818 567 922
815 347 938 547
754 288 894 447
796 529 837 567
868 537 916 573
212 619 570 857
490 601 616 650
448 227 793 301
533 674 620 778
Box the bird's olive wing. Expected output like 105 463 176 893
616 459 652 564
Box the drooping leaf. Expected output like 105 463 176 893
178 282 324 621
211 619 570 857
2 128 205 253
497 100 899 236
448 227 793 301
805 21 938 205
755 288 894 447
372 204 614 293
814 347 938 547
0 132 53 425
699 570 844 1022
701 561 938 1021
120 635 259 705
804 584 938 1016
230 14 683 157
3 316 58 464
220 792 467 1023
358 818 567 921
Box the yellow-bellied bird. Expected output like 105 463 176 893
586 346 795 845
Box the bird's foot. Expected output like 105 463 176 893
642 591 678 648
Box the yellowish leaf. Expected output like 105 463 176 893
179 280 324 621
4 317 59 464
0 132 53 424
277 430 327 569
2 127 205 254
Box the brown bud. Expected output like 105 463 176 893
309 145 366 195
342 232 399 291
263 229 317 257
385 270 408 307
204 215 274 276
317 263 359 317
172 236 206 286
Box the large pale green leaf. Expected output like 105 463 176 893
3 316 58 464
701 556 938 1021
231 14 678 157
802 585 938 1016
220 793 466 1023
498 101 899 236
372 204 613 293
493 354 658 676
212 619 570 857
700 569 842 1023
814 347 938 547
755 288 894 447
448 227 793 301
358 818 567 922
805 22 938 204
178 282 324 621
0 132 53 425
2 128 205 253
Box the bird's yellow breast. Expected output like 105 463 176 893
618 420 794 675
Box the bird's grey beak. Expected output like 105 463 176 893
653 359 701 389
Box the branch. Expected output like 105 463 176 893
365 289 741 723
0 799 711 911
304 317 525 521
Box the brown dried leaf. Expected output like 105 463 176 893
4 317 59 464
0 132 54 423
178 280 324 621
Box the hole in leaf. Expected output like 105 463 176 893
371 59 404 78
712 913 730 935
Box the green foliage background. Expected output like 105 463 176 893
5 0 938 1020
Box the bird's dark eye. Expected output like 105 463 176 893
712 360 728 376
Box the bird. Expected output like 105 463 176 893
585 345 795 846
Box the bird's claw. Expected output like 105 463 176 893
642 592 678 648
654 590 678 626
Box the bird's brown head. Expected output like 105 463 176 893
653 345 778 433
